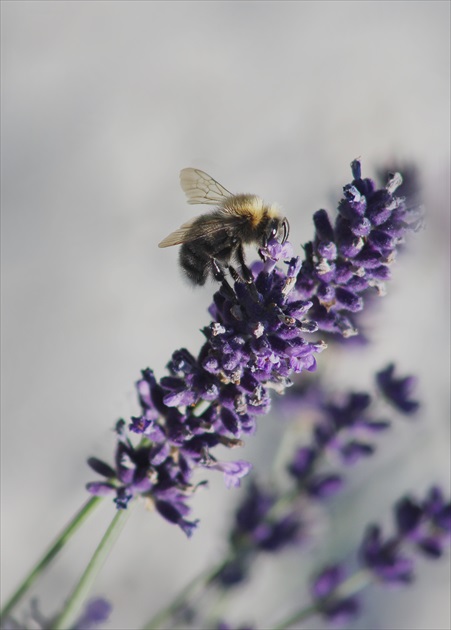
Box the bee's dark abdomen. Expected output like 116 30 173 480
179 242 211 286
179 231 234 286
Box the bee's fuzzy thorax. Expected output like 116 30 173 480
222 194 263 217
265 203 282 219
222 195 281 227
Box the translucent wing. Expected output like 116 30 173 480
158 214 229 248
180 168 233 205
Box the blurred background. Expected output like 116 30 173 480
1 2 449 629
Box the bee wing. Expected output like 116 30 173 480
180 168 233 205
158 214 227 248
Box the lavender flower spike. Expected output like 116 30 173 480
301 488 450 628
361 487 451 583
296 160 420 337
87 238 324 535
376 363 420 414
87 161 418 536
311 565 360 625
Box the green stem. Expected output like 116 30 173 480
272 568 373 629
0 496 103 622
51 503 133 630
142 557 231 630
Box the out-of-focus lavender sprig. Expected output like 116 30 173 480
167 484 450 630
287 361 419 496
86 161 420 536
269 486 451 629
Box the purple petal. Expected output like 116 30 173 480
395 497 423 536
210 460 253 489
314 209 335 241
308 474 344 498
340 441 375 465
87 458 116 478
335 287 363 312
86 482 117 497
73 598 112 630
417 537 443 558
312 564 344 598
163 388 197 407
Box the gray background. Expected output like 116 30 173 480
1 2 450 629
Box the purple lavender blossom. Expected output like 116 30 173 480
232 482 303 552
361 488 451 583
395 488 451 558
360 525 415 584
87 161 418 535
285 375 396 499
214 482 304 588
311 565 360 625
376 363 420 414
303 487 450 628
296 160 420 337
73 598 112 630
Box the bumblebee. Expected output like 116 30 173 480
158 168 290 286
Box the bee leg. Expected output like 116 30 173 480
211 258 236 299
228 265 241 283
228 264 260 300
211 258 227 282
232 245 262 302
236 245 254 284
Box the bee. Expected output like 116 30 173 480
158 168 290 286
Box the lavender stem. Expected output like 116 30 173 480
51 502 133 630
0 496 103 622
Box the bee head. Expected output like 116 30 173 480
263 215 290 247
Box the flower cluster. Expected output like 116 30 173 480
361 486 451 581
296 160 421 336
286 361 419 495
86 161 419 536
214 481 305 588
376 363 420 414
287 389 382 495
310 486 451 626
